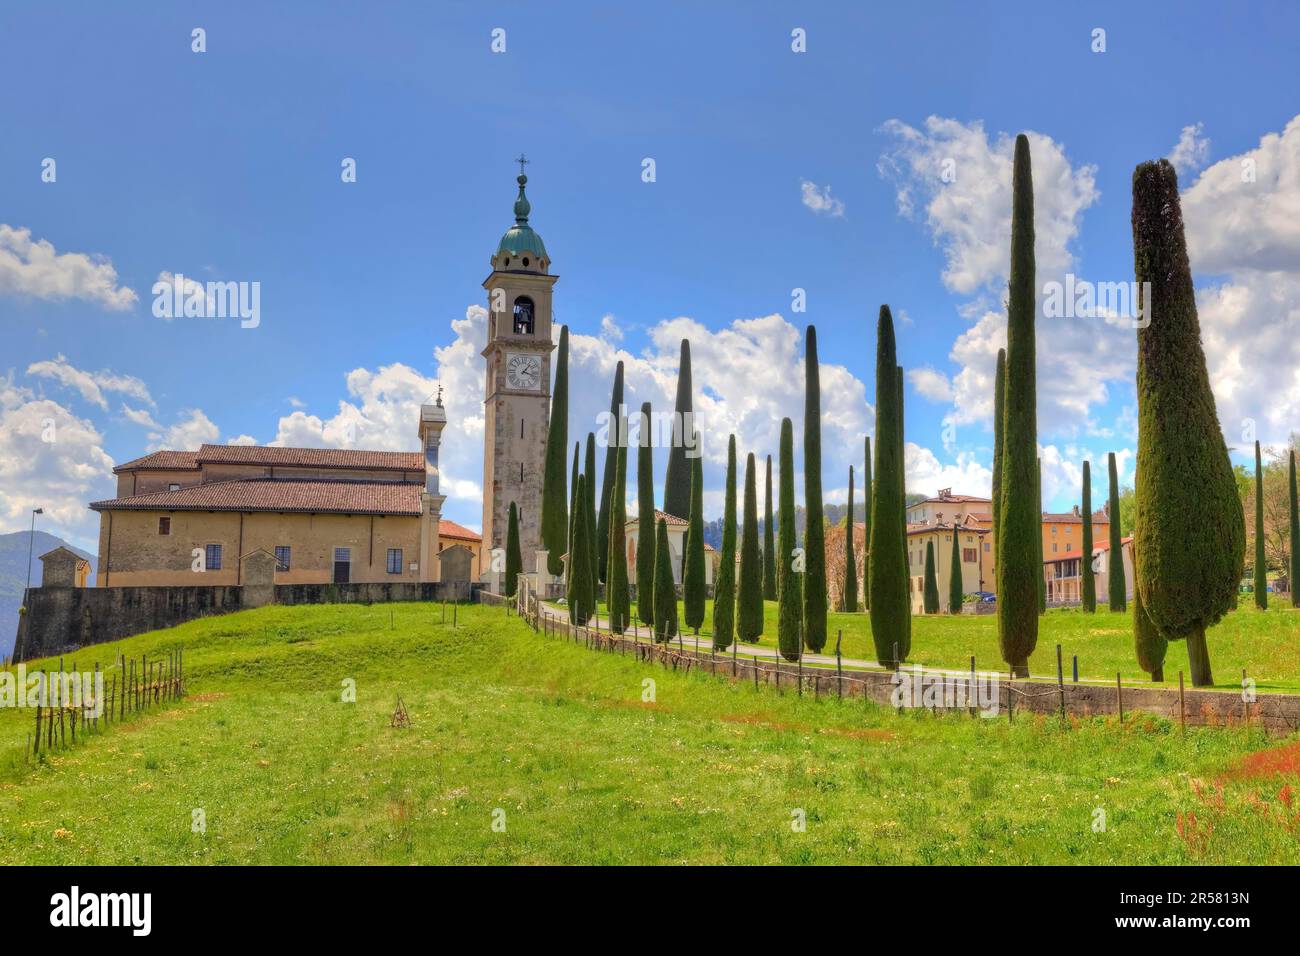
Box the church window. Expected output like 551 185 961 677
523 257 529 267
275 546 291 571
513 296 535 335
158 517 170 535
386 548 403 574
205 544 222 571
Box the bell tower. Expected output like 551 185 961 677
480 156 557 579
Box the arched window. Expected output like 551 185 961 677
513 296 535 335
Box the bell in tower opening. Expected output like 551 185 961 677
513 296 535 335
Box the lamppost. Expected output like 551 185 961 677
15 507 43 662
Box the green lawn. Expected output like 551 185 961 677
610 599 1300 692
2 601 1298 864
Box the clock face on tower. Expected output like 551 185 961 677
505 352 542 391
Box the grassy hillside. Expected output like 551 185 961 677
2 602 1298 864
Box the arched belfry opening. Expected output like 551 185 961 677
513 296 535 335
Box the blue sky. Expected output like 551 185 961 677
4 1 1300 549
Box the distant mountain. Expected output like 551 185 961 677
0 531 96 657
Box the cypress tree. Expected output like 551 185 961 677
635 401 656 626
844 466 858 611
922 540 940 613
652 517 678 643
803 326 828 651
897 364 911 656
1132 158 1244 687
596 361 624 584
684 450 707 633
540 325 570 576
584 432 599 600
991 348 1006 556
1081 460 1096 612
1133 551 1167 682
996 134 1039 678
948 522 963 613
738 453 764 642
1254 440 1268 609
863 436 872 610
776 418 801 661
1290 450 1300 608
504 501 522 598
565 442 579 591
869 307 908 667
606 438 630 634
714 435 738 650
566 474 595 624
662 339 694 519
1107 452 1125 612
1037 458 1046 614
763 455 777 600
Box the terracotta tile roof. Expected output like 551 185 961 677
90 478 423 516
626 509 688 527
194 443 424 471
438 519 481 541
113 450 200 473
906 522 988 537
913 493 991 505
1042 509 1110 524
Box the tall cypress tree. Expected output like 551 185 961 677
663 339 694 519
565 441 579 591
652 517 678 643
991 348 1006 561
948 522 963 613
922 540 939 613
566 474 595 624
869 307 908 668
714 435 738 649
996 134 1039 678
540 326 570 576
862 436 872 611
738 452 764 642
763 455 777 600
684 450 707 633
635 401 656 626
1133 548 1167 682
803 326 827 651
1254 440 1268 609
596 362 624 584
505 501 522 598
1132 159 1244 687
584 432 599 599
606 437 630 634
1107 452 1125 612
844 466 858 611
1290 450 1300 609
776 418 801 661
1037 458 1046 614
897 364 911 655
1081 460 1096 612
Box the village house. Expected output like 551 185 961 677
624 510 715 589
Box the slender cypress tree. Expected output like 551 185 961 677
922 540 940 613
802 326 827 651
584 432 599 599
1254 440 1268 609
714 435 738 649
738 453 764 642
596 362 624 584
776 418 801 661
1107 452 1125 612
948 522 963 613
996 134 1039 678
862 436 872 610
1132 159 1243 687
652 518 678 643
606 438 630 634
869 307 908 667
763 455 777 600
504 501 522 598
1037 458 1046 614
844 466 858 611
566 474 595 624
1133 549 1167 682
565 442 579 590
663 339 694 519
635 402 656 626
1081 460 1096 612
991 348 1006 558
684 450 707 633
897 364 911 656
1291 450 1300 609
540 326 570 576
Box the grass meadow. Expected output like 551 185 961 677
1 601 1299 865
